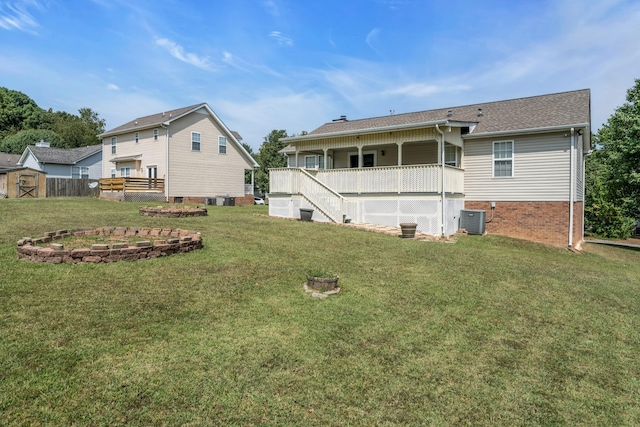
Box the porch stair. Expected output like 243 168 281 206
296 168 350 223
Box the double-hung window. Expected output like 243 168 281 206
135 132 139 144
71 166 89 179
444 145 458 167
111 137 117 154
305 156 316 169
192 132 201 151
218 136 227 154
110 168 116 178
120 167 131 177
153 129 158 141
493 140 513 177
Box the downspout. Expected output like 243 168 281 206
162 124 169 201
568 128 575 248
435 124 446 237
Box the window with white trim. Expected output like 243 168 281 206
135 132 139 144
493 140 513 177
120 167 131 177
111 137 117 154
218 136 227 154
110 168 116 178
153 129 158 141
192 132 201 151
71 166 89 179
304 155 316 169
444 145 458 167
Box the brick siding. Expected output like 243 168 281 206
464 201 583 248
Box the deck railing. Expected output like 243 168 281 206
99 177 165 193
270 164 463 195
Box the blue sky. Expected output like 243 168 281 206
1 0 639 150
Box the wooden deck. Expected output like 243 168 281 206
99 177 165 193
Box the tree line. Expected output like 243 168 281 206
0 87 105 154
585 78 640 239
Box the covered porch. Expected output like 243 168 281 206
269 121 469 236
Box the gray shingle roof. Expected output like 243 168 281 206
306 89 590 137
0 152 20 169
101 103 206 136
27 144 102 165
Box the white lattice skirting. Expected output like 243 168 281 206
269 194 464 236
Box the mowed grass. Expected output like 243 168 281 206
1 198 639 426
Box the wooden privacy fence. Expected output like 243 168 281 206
46 178 100 198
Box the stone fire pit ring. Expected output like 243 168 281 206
17 227 203 264
139 205 208 217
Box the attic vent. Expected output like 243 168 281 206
332 115 347 122
477 108 483 117
447 110 452 117
135 121 138 125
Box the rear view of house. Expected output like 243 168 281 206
99 103 258 204
269 89 591 248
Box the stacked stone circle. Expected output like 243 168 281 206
17 227 203 264
139 206 208 217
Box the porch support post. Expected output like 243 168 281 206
295 150 299 168
396 142 403 166
435 124 446 237
357 144 363 193
323 148 329 170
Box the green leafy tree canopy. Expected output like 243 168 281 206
254 129 288 194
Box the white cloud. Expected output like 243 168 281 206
269 31 293 46
0 0 42 33
263 0 279 16
155 37 215 70
106 83 119 90
365 28 380 51
214 90 336 149
385 83 471 97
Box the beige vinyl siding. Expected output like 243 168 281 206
464 132 571 201
167 112 248 197
102 128 167 179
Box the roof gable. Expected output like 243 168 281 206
101 103 258 168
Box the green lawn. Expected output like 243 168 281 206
1 198 639 426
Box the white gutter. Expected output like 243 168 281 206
435 124 446 237
162 124 169 201
463 123 590 139
569 128 575 248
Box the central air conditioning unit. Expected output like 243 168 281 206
460 209 486 235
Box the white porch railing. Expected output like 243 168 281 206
271 168 347 223
270 164 464 195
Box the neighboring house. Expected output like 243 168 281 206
0 152 20 173
98 103 259 204
17 140 103 179
269 89 591 248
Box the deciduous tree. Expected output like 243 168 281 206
254 130 288 194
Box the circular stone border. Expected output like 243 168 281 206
16 227 203 264
139 206 208 217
